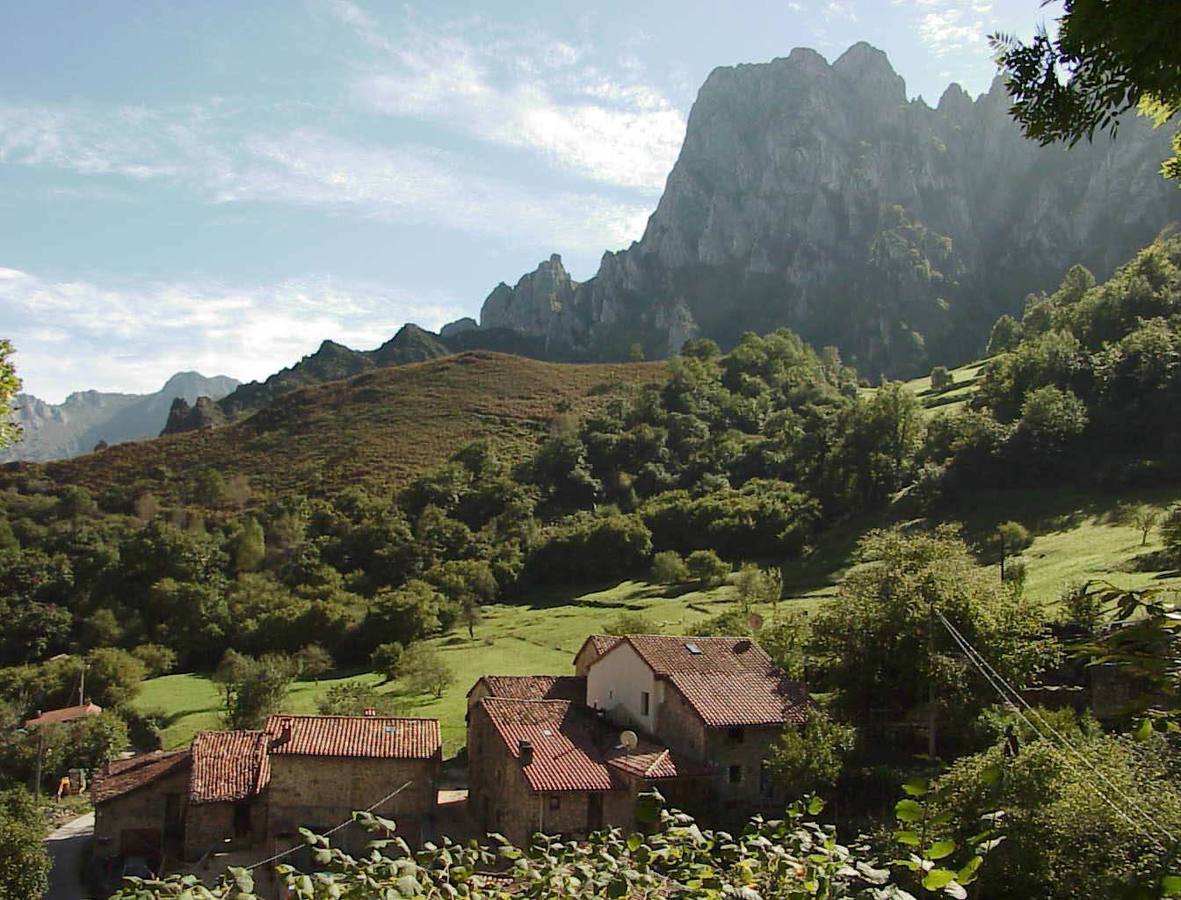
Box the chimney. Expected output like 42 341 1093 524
363 707 377 717
518 740 534 767
270 718 293 749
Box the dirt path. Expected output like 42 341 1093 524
45 812 94 900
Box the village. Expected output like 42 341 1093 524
81 633 811 894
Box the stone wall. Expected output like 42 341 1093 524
266 754 439 852
182 794 269 861
93 768 190 861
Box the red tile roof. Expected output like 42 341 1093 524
472 675 586 703
265 715 441 760
25 702 103 728
598 635 810 728
619 635 775 677
190 731 271 804
586 635 621 657
92 751 190 805
668 672 810 727
478 698 709 793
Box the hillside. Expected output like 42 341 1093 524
1 371 239 462
2 352 664 501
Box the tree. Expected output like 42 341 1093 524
0 788 50 900
294 644 333 680
650 550 689 585
603 612 660 637
84 647 147 707
1124 503 1161 547
1160 503 1181 562
628 342 646 362
992 1 1181 183
766 708 856 797
424 560 497 640
733 563 782 610
233 518 266 572
995 521 1033 581
316 682 402 717
930 366 953 391
810 526 1050 752
131 644 177 678
986 314 1023 355
396 644 453 699
0 340 20 450
686 549 729 589
370 642 404 683
214 651 296 730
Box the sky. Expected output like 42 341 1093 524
0 0 1060 402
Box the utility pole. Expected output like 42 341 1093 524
78 658 86 706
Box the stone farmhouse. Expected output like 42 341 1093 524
468 634 810 844
92 713 442 872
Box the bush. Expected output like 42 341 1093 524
295 644 334 680
527 513 652 584
767 709 856 796
733 564 782 608
0 788 50 900
650 551 689 584
316 683 402 717
131 644 177 678
603 613 660 636
397 644 454 699
370 642 404 682
930 366 953 391
686 549 729 588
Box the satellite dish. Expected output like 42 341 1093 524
619 730 638 751
747 612 764 632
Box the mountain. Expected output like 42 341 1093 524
476 43 1181 377
8 353 664 501
3 371 239 462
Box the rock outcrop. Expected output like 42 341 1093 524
474 42 1181 376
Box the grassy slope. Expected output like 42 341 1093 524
4 352 665 501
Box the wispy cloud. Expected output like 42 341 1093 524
0 267 464 402
332 7 686 192
0 103 651 251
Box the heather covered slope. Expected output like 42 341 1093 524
2 352 664 502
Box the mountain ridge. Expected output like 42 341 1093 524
3 371 239 462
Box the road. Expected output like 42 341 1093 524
45 812 94 900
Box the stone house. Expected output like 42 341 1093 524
91 750 192 866
586 635 810 821
468 635 809 842
466 674 587 713
468 695 711 845
184 730 272 860
93 713 442 871
265 714 443 853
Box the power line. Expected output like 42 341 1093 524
934 609 1174 854
242 780 414 872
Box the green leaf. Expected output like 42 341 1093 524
895 799 924 822
980 764 1002 786
957 856 983 884
1161 874 1181 896
896 831 921 847
807 795 825 816
1134 718 1154 741
626 834 643 851
922 869 957 891
926 840 956 860
902 777 930 797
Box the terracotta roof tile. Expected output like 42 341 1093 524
589 635 621 656
667 672 810 727
478 698 707 793
476 675 586 703
620 635 776 677
92 751 190 805
265 715 441 759
25 702 103 728
190 731 271 804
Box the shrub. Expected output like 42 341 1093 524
767 708 856 796
650 550 689 584
686 549 729 588
397 644 454 699
131 644 177 678
0 788 51 900
370 642 404 683
294 644 334 680
930 365 953 391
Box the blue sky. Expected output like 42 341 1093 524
0 0 1059 402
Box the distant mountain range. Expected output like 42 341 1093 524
3 371 239 463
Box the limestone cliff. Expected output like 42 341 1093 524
476 43 1181 376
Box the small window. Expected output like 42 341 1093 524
548 795 561 812
727 726 744 743
685 642 702 655
728 765 743 784
641 691 650 716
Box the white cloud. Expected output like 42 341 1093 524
0 104 651 252
0 267 465 402
905 0 994 57
334 11 686 192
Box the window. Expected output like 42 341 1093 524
727 726 744 743
548 795 561 812
728 765 743 784
641 691 650 716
